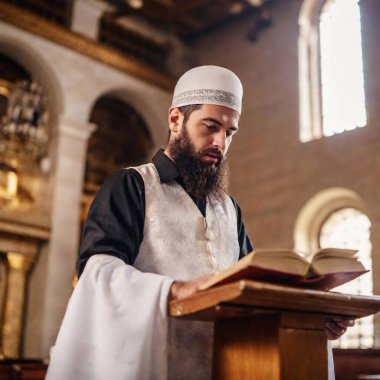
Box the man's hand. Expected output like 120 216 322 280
325 318 355 340
169 275 212 301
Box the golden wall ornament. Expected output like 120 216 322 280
0 79 49 210
0 254 6 360
0 79 14 99
0 221 47 359
0 81 49 165
2 251 35 358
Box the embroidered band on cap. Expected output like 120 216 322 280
171 65 243 114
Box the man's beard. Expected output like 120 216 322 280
167 126 229 199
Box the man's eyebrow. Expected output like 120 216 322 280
202 117 223 126
202 117 239 130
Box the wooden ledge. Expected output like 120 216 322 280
169 280 380 321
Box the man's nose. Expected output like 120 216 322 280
213 130 226 151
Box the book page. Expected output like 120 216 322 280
198 249 309 290
251 251 309 276
312 248 358 261
310 248 366 276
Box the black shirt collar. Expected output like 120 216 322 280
152 149 180 183
152 149 207 216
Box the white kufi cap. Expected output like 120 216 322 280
172 65 243 114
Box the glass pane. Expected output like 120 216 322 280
320 0 367 136
319 207 373 348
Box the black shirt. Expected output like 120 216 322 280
77 150 253 276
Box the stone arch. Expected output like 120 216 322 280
294 187 368 254
88 87 169 150
0 36 64 125
86 94 154 187
81 92 157 223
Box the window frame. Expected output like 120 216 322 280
293 187 374 348
298 0 366 141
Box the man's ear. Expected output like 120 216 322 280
168 107 183 136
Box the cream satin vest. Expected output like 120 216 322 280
132 163 240 380
133 163 239 278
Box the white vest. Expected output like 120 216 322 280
133 163 240 379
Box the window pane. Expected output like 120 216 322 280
320 0 367 136
319 207 373 348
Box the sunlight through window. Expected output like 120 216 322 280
320 0 367 137
319 208 373 348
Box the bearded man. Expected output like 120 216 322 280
46 66 352 380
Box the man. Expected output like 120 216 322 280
46 66 352 380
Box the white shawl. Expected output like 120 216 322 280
46 254 173 380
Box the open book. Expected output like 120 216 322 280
199 248 368 291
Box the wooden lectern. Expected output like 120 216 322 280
169 281 380 380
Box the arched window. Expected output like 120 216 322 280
294 188 374 348
299 0 367 141
319 207 373 348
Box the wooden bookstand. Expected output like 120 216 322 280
169 281 380 380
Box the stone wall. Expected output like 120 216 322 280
193 0 380 344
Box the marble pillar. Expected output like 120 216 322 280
41 117 96 356
2 252 35 358
71 0 113 40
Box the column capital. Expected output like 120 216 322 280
58 117 97 142
6 252 35 272
71 0 114 40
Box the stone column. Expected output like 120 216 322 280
2 252 35 358
41 118 96 356
71 0 113 40
0 224 47 359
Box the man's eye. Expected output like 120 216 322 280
205 124 217 130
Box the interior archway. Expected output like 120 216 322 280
0 38 63 123
81 95 154 224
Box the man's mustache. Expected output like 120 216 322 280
200 148 224 160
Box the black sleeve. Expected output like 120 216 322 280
230 197 254 259
77 168 145 277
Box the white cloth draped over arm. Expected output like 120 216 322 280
46 254 174 380
328 340 336 380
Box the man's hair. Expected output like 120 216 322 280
167 104 202 141
179 104 202 125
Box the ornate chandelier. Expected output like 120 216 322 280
0 80 49 207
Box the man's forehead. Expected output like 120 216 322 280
196 105 240 126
